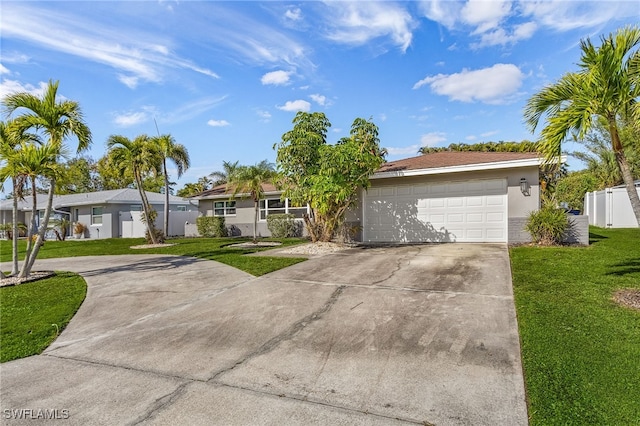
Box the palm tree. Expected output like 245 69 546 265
209 160 239 186
7 143 63 277
228 160 276 243
0 120 41 275
107 134 162 243
152 134 190 237
3 80 91 278
524 26 640 225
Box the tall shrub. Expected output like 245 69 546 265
525 206 570 245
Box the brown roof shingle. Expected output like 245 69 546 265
377 151 539 173
193 182 279 199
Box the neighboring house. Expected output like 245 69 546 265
584 181 640 228
0 189 199 239
192 152 546 243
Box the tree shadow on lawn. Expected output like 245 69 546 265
588 231 609 245
606 258 640 277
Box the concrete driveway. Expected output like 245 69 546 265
0 245 527 425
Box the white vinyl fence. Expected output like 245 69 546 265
584 186 640 228
119 210 199 237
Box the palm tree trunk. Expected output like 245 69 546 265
614 151 640 226
136 172 158 244
163 159 169 237
20 177 38 277
21 178 56 277
22 179 53 275
11 177 19 275
253 200 258 243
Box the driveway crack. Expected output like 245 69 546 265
129 382 190 425
208 285 345 382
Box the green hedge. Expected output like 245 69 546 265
267 213 299 238
197 216 228 237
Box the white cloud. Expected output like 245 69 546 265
207 119 230 127
465 135 477 141
309 93 326 106
421 0 639 49
1 3 219 89
277 99 311 112
261 70 292 86
113 111 148 127
461 0 512 34
285 7 302 21
419 0 462 29
420 132 447 147
386 132 446 157
520 0 639 31
0 65 10 75
322 2 416 52
473 22 537 48
0 79 47 99
481 130 499 137
256 109 272 122
413 63 524 104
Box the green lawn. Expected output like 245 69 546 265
0 237 308 276
510 227 640 425
0 272 87 363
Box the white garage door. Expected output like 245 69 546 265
363 179 507 243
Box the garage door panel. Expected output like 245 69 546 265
364 179 507 243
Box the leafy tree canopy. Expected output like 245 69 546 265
419 140 539 154
275 112 386 242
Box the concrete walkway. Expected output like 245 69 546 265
0 245 528 425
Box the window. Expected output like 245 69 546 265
176 205 187 212
91 207 103 225
260 198 309 220
130 205 142 212
74 208 79 222
213 201 236 216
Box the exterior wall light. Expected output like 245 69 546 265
520 178 530 196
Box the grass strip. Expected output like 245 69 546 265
0 237 308 276
510 227 640 425
1 272 87 363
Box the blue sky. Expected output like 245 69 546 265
1 1 638 191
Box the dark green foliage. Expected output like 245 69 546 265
419 140 539 154
511 227 640 425
554 171 599 211
267 213 300 238
196 216 228 237
525 205 570 245
1 272 87 362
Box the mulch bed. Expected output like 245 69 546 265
613 289 640 311
0 271 56 288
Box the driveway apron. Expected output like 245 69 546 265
0 246 527 425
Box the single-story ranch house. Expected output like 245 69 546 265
192 152 569 244
0 188 198 239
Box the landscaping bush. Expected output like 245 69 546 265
267 213 300 238
525 205 570 245
197 216 228 237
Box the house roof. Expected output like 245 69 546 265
0 189 196 211
191 183 280 200
188 152 543 200
374 151 541 179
